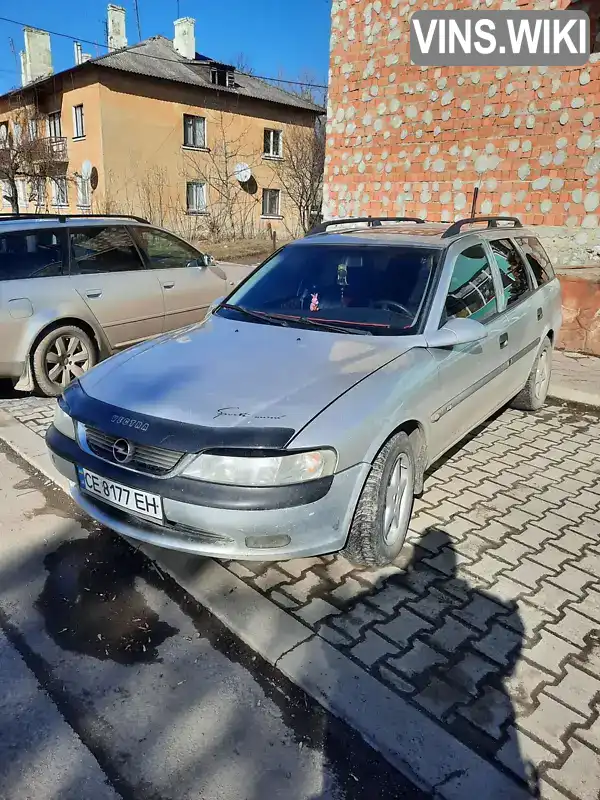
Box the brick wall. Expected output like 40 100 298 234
324 0 600 267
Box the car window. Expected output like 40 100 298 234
136 228 201 269
219 243 441 336
443 244 498 325
491 239 532 309
0 228 66 281
70 226 143 275
518 237 555 286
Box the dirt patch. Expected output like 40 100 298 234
193 237 294 265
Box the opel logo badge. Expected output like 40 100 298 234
112 438 134 464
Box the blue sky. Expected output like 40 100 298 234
0 1 331 94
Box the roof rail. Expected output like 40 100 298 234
306 216 425 237
442 216 523 239
0 212 150 224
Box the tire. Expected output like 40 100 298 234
342 431 416 567
32 325 97 397
510 337 552 412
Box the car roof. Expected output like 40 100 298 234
297 217 538 249
0 214 150 233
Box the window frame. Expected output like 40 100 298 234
440 242 501 328
68 224 146 276
186 181 207 215
51 177 69 208
16 178 28 207
485 237 536 314
47 111 62 138
262 188 282 218
0 122 8 146
76 174 91 210
131 225 204 270
263 128 283 159
182 114 207 150
513 236 555 288
72 104 85 139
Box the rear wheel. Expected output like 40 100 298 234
32 325 96 397
511 337 552 412
342 431 415 567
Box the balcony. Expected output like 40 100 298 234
0 136 68 170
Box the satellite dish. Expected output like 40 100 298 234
81 160 92 179
90 167 99 191
234 163 252 183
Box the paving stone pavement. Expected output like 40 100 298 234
1 390 600 800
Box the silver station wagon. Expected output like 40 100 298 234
0 213 241 396
46 216 562 567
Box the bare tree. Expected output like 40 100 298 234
233 53 255 76
0 99 68 213
181 112 261 240
269 121 325 234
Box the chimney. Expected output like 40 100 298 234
21 27 53 85
173 17 195 60
81 53 92 63
74 41 83 65
107 4 127 51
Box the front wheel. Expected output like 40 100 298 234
342 432 416 567
32 325 97 397
511 337 552 412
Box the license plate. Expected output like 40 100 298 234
77 467 163 521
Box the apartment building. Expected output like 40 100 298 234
0 6 322 238
324 0 600 267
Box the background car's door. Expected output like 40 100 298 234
69 225 165 349
485 237 541 397
428 242 516 460
134 227 227 331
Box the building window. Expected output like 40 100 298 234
186 181 207 214
0 123 8 147
27 119 38 141
1 180 11 206
183 115 206 149
210 66 234 87
262 188 281 217
47 111 62 138
77 175 91 209
51 177 68 207
30 178 46 207
263 129 282 158
73 105 85 138
13 122 22 146
16 179 27 207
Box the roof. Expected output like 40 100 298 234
7 35 324 114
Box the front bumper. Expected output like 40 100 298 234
47 427 370 561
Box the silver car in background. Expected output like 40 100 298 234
46 215 562 567
0 213 244 396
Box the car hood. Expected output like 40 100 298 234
79 315 418 432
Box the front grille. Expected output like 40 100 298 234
83 425 183 476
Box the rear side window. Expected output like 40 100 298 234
443 244 498 324
70 226 143 275
0 229 65 281
518 238 555 286
136 228 201 269
490 239 532 309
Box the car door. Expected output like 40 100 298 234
427 240 516 460
133 227 227 331
68 225 165 349
486 237 541 398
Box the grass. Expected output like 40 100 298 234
192 237 294 265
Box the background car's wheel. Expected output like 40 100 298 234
32 325 96 397
342 431 415 567
511 337 552 412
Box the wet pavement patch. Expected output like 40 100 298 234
36 532 178 664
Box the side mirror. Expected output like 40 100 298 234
425 316 487 348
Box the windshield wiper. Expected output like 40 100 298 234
283 316 372 335
217 304 290 327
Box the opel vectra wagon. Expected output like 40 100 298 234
46 216 561 566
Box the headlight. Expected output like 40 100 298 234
53 401 76 440
183 449 337 486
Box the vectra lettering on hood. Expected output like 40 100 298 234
111 415 150 432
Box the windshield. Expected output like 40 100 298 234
216 243 441 335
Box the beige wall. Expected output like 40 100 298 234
0 68 317 239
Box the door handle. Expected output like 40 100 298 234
85 289 102 299
537 307 543 321
162 281 175 289
499 332 509 349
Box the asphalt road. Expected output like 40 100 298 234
0 440 426 800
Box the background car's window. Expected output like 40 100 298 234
443 244 497 324
220 244 441 335
491 239 532 309
137 228 201 269
518 238 555 286
0 229 65 281
70 227 143 275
